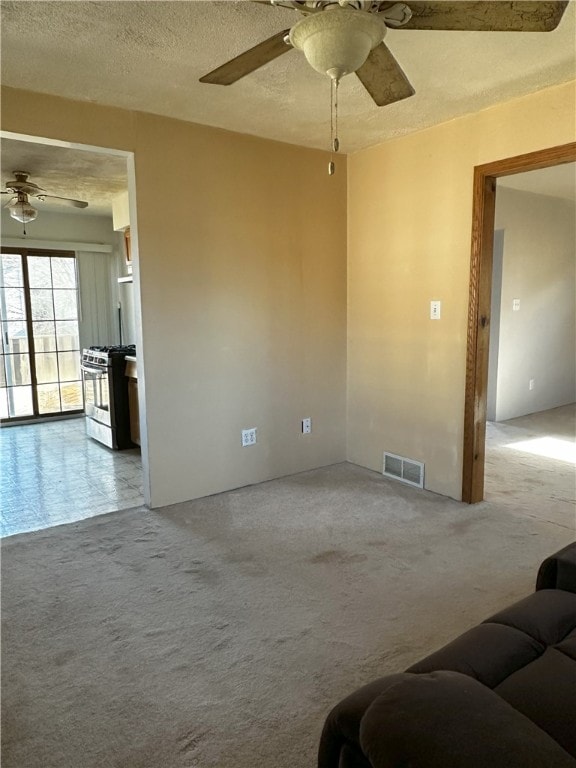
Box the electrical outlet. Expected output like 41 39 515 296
529 379 535 391
302 417 312 434
430 300 441 320
513 299 521 311
241 428 257 447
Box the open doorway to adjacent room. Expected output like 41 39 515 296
463 144 576 523
0 132 147 537
483 164 575 527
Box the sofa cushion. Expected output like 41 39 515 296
406 622 542 688
495 647 576 758
556 628 576 661
359 671 576 768
483 589 576 646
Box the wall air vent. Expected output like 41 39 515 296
383 452 424 489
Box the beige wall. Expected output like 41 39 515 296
1 87 347 507
491 186 576 421
347 81 576 499
4 81 575 506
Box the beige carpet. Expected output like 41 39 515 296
1 462 573 768
485 403 576 531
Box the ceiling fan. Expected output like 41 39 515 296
200 0 569 108
2 170 88 230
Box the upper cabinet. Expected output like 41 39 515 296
112 191 130 232
113 191 132 278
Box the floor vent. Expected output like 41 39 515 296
383 452 425 489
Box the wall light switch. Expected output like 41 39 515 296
430 300 441 320
513 299 521 311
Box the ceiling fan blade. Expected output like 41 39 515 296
355 42 415 107
37 194 88 209
200 29 292 85
399 1 569 32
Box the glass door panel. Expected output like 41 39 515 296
51 257 77 288
9 387 34 417
3 320 30 352
0 354 7 418
55 320 80 351
4 353 31 385
32 320 57 353
53 290 78 319
3 288 27 321
31 254 81 414
57 351 80 381
0 250 83 421
37 383 62 414
30 289 55 321
27 256 52 287
35 353 59 384
0 253 34 418
60 381 83 411
0 254 24 287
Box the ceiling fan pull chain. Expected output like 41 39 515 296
329 77 335 175
334 76 340 153
329 76 340 176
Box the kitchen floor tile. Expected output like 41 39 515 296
1 417 144 537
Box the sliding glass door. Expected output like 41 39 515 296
0 252 32 418
0 249 83 421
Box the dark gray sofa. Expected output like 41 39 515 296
318 542 576 768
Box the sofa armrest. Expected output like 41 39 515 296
536 542 576 593
359 671 576 768
318 676 393 768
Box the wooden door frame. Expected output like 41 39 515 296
462 141 576 503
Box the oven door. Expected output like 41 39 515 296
81 362 112 426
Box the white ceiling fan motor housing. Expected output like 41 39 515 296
289 7 386 81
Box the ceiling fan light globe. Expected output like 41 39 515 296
289 8 385 79
8 198 38 224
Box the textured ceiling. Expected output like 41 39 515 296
0 139 128 216
1 1 575 215
1 0 575 154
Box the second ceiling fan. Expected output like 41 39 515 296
2 170 89 233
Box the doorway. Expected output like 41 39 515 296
0 130 148 536
462 141 576 503
1 248 83 421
